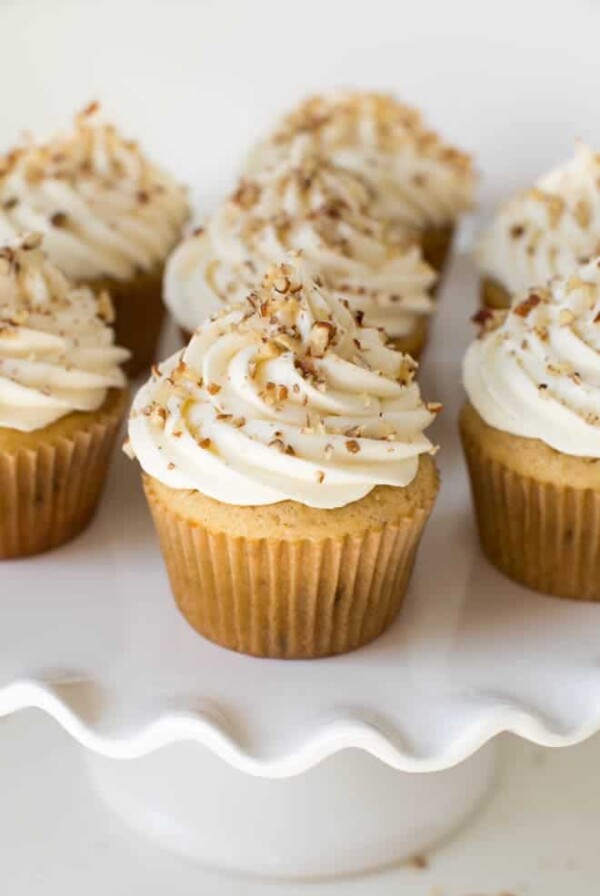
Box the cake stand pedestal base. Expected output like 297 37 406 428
86 739 500 879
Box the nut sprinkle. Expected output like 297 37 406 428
128 255 438 509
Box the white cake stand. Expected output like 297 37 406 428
3 252 600 877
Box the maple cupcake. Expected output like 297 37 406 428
0 104 189 375
166 139 436 359
0 233 129 558
461 257 600 600
477 143 600 310
246 90 475 277
129 256 439 658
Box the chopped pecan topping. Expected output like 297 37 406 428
231 180 260 210
513 293 541 317
50 211 69 228
309 320 336 357
558 308 575 326
96 291 115 323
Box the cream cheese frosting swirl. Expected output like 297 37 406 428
131 257 438 509
245 90 475 229
464 257 600 457
0 103 189 282
477 143 600 296
0 233 129 432
165 138 436 339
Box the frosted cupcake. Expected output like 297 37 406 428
246 90 475 276
0 233 129 558
165 139 436 359
0 103 189 375
461 257 600 600
477 143 600 309
129 256 439 658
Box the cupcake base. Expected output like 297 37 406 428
0 389 127 559
421 224 455 281
142 455 439 659
88 265 166 378
480 277 511 310
460 403 600 600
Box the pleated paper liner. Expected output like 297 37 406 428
88 264 166 378
0 389 127 560
143 475 437 659
461 428 600 601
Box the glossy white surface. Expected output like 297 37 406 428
2 1 600 775
87 741 498 875
2 714 600 894
2 247 600 775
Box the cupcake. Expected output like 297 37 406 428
461 257 600 600
0 233 129 558
0 103 189 375
477 143 600 310
129 256 439 658
165 139 436 359
246 90 475 277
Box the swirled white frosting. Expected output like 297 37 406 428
246 90 475 229
0 103 189 282
464 257 600 456
477 143 600 296
131 257 437 509
165 139 436 339
0 233 129 432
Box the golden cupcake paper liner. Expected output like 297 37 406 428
143 478 434 659
0 393 126 560
88 264 166 378
461 432 600 601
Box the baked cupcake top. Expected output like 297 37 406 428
245 90 475 229
130 256 438 509
0 103 189 282
0 233 128 432
165 138 436 339
464 257 600 457
477 143 600 296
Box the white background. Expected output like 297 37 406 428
2 0 600 217
3 0 600 892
